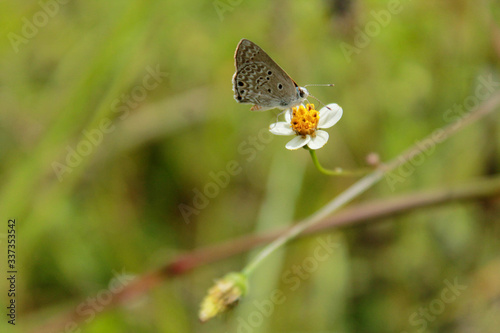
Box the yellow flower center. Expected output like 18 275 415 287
290 104 320 137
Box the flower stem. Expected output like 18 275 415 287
307 148 370 176
241 92 500 279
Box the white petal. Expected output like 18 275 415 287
318 103 343 129
269 122 294 135
285 135 310 150
307 130 329 150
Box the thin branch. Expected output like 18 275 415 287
32 92 500 332
31 175 500 333
241 92 500 279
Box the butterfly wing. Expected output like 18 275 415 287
233 39 302 111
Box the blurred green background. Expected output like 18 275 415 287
1 0 499 332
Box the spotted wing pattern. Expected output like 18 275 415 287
232 39 303 111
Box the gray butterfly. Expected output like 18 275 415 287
232 39 309 111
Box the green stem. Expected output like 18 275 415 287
308 148 370 176
241 92 500 278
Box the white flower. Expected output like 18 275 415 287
269 103 343 150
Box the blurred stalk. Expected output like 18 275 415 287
32 92 500 331
232 151 305 330
32 173 500 332
241 93 500 278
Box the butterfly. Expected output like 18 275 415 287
232 39 309 111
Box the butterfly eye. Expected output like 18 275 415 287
278 83 283 90
267 89 272 93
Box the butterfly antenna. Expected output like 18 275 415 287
304 84 334 110
304 84 335 87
